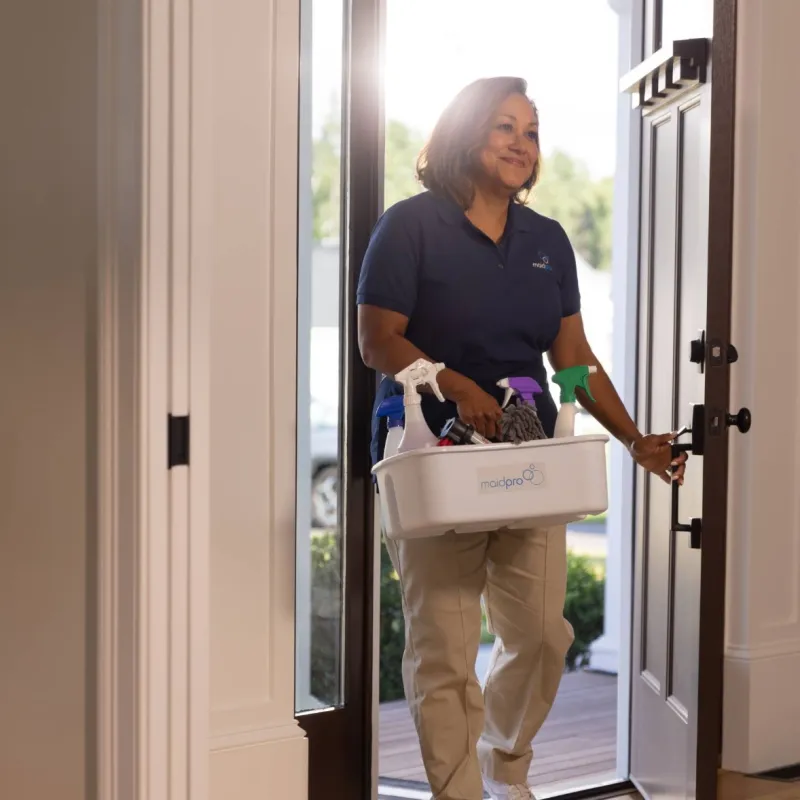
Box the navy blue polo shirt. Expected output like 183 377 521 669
357 190 581 464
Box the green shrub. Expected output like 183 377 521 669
308 534 606 706
379 542 406 702
309 531 342 705
563 551 605 670
308 532 407 703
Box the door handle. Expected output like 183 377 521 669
670 446 702 549
675 403 705 456
668 403 751 548
726 407 751 433
669 404 705 549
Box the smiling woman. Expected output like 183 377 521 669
416 77 540 219
360 71 682 800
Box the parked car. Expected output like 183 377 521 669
310 421 338 529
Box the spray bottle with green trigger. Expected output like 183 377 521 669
395 358 446 454
552 365 598 438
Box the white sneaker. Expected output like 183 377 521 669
483 777 536 800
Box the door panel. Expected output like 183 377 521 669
642 115 678 699
671 98 708 719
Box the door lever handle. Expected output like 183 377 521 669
673 404 705 456
670 442 702 549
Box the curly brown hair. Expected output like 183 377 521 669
416 76 540 210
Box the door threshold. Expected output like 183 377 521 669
378 778 636 800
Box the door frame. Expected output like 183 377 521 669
295 0 384 797
96 0 216 796
697 0 738 795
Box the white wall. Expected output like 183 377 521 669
0 2 97 797
723 0 800 774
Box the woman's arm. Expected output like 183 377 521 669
548 313 685 483
548 314 639 447
358 304 503 437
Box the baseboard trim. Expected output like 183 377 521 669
722 649 800 773
752 763 800 782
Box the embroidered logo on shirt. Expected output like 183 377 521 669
532 252 552 271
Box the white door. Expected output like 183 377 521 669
623 4 751 799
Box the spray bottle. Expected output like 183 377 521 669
496 376 543 409
376 395 405 459
395 358 446 454
552 365 598 438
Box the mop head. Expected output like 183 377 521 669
498 402 547 443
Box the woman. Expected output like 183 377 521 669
357 77 686 800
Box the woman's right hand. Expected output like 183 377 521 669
451 380 504 440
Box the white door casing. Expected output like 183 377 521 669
97 0 306 798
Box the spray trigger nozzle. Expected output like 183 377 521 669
496 376 543 408
395 358 446 405
552 365 598 404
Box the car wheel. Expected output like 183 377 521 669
311 464 338 529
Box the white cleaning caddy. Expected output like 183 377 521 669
373 433 609 540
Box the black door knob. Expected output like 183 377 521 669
726 408 752 433
690 332 705 365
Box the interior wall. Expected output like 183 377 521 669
724 0 800 774
0 2 97 798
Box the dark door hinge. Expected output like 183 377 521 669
168 414 190 468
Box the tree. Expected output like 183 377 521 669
311 112 425 241
310 111 614 270
311 109 343 242
530 149 614 271
383 119 425 209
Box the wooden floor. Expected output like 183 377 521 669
379 670 618 794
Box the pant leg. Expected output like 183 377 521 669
477 526 575 785
384 531 489 800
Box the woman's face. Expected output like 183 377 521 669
476 93 539 194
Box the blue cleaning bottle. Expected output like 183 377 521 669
376 395 406 459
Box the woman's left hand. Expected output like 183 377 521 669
629 433 687 485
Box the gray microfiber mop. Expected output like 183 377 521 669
498 402 547 443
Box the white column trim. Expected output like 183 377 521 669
97 0 313 796
726 639 800 662
96 0 212 798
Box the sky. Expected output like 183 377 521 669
311 0 623 178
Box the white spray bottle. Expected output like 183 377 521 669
552 365 598 438
395 358 446 454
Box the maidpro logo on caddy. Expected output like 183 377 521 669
477 463 546 493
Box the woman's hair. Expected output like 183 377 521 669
416 76 540 209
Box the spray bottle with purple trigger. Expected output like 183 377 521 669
496 376 543 409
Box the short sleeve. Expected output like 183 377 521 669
555 222 581 317
356 203 419 318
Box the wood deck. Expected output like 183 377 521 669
379 670 618 795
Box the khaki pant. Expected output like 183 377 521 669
384 526 574 800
